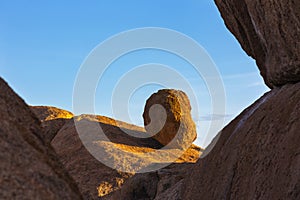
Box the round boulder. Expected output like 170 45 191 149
143 89 197 149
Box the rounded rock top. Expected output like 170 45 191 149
143 89 197 149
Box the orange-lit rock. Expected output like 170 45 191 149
31 106 74 144
51 114 202 199
143 89 197 149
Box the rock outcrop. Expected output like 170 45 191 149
51 114 201 199
31 106 74 144
215 0 300 88
179 1 300 199
143 89 197 149
31 106 74 121
110 163 194 200
0 78 82 199
4 1 299 198
183 82 300 199
0 79 201 200
111 163 195 200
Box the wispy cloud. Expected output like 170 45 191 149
194 114 233 122
222 72 259 80
199 72 259 81
247 81 265 88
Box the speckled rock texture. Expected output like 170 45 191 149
143 89 197 149
31 106 73 121
215 0 300 88
51 114 201 199
183 82 300 200
31 106 74 144
0 78 82 199
111 163 195 200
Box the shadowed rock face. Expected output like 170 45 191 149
111 163 196 200
0 78 82 199
184 1 300 199
143 89 197 149
215 0 300 88
183 82 300 199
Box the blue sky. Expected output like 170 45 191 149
0 1 269 147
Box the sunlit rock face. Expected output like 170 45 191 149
51 114 201 199
31 106 74 121
215 0 300 88
31 106 74 144
0 78 82 199
143 89 197 149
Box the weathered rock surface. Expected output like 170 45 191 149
143 89 197 149
31 106 74 144
215 0 300 88
183 82 300 199
51 114 201 199
0 78 82 199
111 163 195 200
31 106 74 121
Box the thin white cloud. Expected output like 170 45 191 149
197 72 259 81
222 72 259 80
247 81 265 87
194 114 233 122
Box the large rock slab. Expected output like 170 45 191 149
0 78 82 199
143 89 197 149
51 114 201 199
215 0 300 88
183 82 300 199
